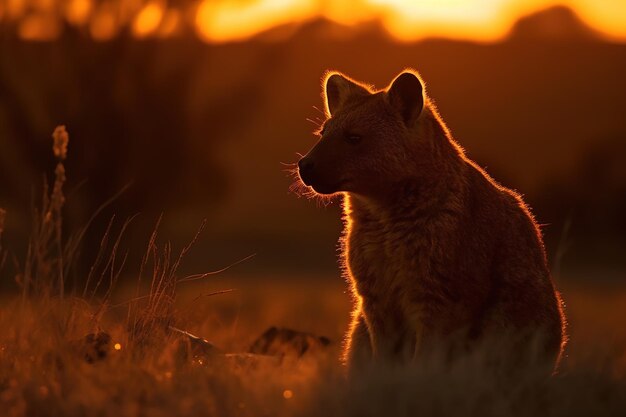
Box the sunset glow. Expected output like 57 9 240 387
367 0 626 41
195 0 317 42
192 0 626 43
132 2 164 37
2 0 626 42
65 0 92 26
89 4 118 41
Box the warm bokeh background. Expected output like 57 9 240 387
1 0 625 328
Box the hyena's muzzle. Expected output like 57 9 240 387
297 154 342 195
297 157 315 186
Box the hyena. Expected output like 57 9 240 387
297 70 566 374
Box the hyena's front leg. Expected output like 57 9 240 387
363 302 422 364
344 313 372 373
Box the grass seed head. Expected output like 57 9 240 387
52 125 68 160
51 163 66 211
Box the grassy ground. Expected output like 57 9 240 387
1 127 626 416
2 277 626 417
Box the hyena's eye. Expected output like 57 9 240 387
345 134 362 145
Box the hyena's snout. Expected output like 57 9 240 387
298 152 340 195
297 157 315 186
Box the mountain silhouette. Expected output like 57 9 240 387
255 17 390 43
254 6 606 44
508 5 602 41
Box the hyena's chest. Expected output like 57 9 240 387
346 220 421 301
346 219 429 358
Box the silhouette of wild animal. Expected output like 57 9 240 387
297 70 566 374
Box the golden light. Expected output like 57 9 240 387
361 0 626 41
195 0 317 42
65 0 92 26
4 0 626 43
18 14 61 41
317 0 376 26
132 2 164 38
283 389 293 399
358 0 626 41
6 0 27 20
114 343 122 350
571 0 626 40
369 0 510 41
191 0 626 43
158 9 181 37
89 6 117 41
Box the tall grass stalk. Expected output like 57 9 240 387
127 217 208 351
18 126 69 299
0 207 6 272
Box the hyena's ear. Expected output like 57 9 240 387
387 71 425 126
324 72 369 116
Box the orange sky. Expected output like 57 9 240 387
4 0 626 42
194 0 626 42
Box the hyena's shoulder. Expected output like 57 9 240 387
463 162 549 278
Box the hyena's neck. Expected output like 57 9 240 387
344 174 467 228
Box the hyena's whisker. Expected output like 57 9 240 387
312 105 325 116
306 117 321 127
279 161 298 167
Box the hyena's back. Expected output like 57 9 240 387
451 166 565 364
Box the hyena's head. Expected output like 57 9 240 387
298 70 428 197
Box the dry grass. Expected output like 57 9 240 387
2 279 626 417
1 127 626 417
